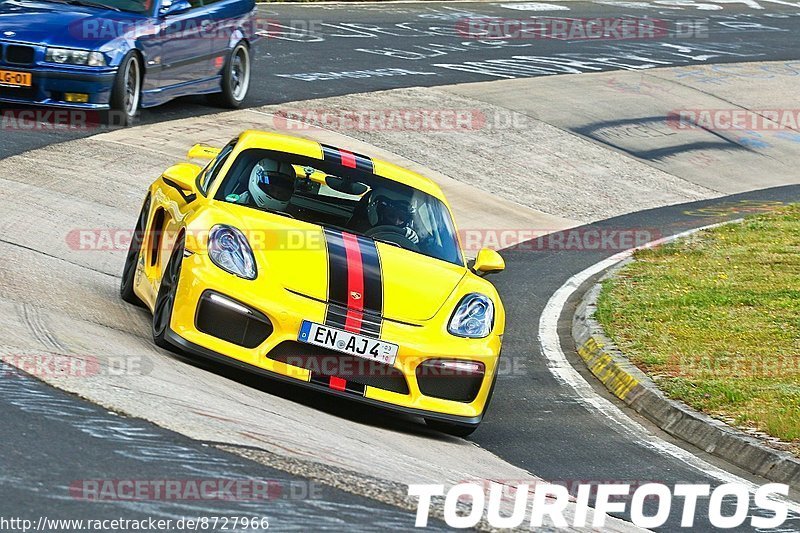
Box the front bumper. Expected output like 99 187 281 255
0 64 116 109
165 329 484 426
165 253 501 423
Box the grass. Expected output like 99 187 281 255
595 205 800 451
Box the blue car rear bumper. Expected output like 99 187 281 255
0 65 117 110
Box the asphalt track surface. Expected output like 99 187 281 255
2 1 800 531
4 0 800 157
0 361 448 531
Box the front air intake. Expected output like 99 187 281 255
195 291 272 348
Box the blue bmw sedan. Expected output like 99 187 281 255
0 0 260 125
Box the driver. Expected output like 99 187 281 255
235 158 295 211
371 195 419 244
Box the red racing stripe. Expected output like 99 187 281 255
339 149 357 169
341 232 365 333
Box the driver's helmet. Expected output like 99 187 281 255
248 158 295 211
369 191 416 227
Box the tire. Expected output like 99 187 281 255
152 236 184 350
105 51 141 128
208 42 250 109
120 195 150 307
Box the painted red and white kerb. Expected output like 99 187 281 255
668 109 800 131
455 17 670 40
272 109 488 132
459 228 663 253
69 479 321 501
409 482 789 529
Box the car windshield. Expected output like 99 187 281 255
214 148 464 267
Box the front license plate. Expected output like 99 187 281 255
298 320 398 365
0 69 32 88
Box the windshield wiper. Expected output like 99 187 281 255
65 0 122 11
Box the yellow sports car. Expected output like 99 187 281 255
120 130 505 436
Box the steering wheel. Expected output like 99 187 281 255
365 225 420 251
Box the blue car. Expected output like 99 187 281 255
0 0 260 125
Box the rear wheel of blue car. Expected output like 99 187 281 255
105 52 141 128
209 42 250 109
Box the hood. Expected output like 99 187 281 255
211 204 467 323
0 0 143 48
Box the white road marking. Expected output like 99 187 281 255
538 220 800 513
498 2 572 10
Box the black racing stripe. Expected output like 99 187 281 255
359 312 382 338
322 228 385 337
356 234 384 337
323 228 348 329
351 154 374 173
325 304 349 330
321 145 343 166
320 144 375 174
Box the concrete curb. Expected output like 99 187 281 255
572 267 800 490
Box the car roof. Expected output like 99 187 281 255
236 130 447 201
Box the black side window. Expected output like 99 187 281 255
197 142 235 196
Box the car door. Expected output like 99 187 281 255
156 0 215 88
200 0 255 78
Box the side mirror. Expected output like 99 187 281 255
187 143 221 160
473 248 505 275
162 163 201 194
160 0 192 17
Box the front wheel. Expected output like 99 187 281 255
120 195 150 307
152 237 184 351
105 52 141 128
208 42 250 109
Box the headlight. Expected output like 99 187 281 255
448 293 494 338
208 225 256 280
45 48 107 67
